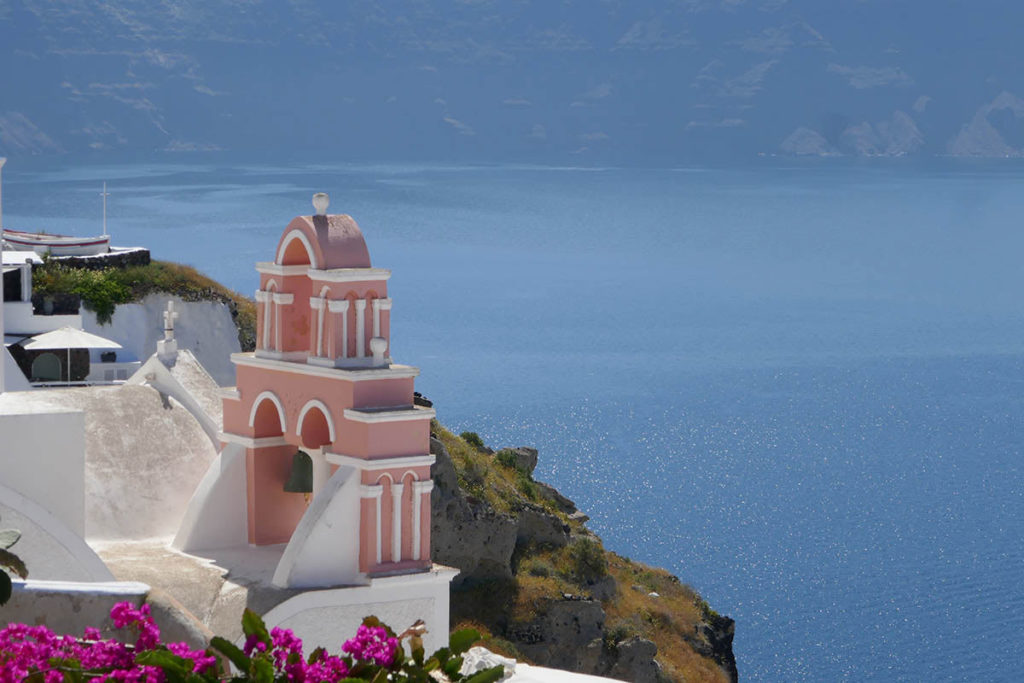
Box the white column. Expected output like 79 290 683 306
255 290 270 350
354 299 367 357
310 448 330 498
391 482 404 563
360 484 384 566
412 480 434 561
309 296 326 357
273 298 281 350
377 298 393 337
271 293 294 351
19 262 30 302
328 300 349 359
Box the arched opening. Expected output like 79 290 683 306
297 402 333 498
250 394 286 438
278 231 316 267
31 353 62 382
298 404 332 449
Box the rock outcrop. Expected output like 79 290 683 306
430 433 738 682
430 437 518 585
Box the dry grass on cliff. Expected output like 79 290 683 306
603 554 729 683
433 424 560 516
438 426 731 682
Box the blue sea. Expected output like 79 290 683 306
6 160 1024 680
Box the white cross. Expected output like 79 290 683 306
163 301 179 341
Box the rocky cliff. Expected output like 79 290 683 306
429 425 737 683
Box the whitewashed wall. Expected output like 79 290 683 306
0 405 85 536
82 294 241 386
0 483 112 582
262 570 458 657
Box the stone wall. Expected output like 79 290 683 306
2 580 149 635
50 247 151 271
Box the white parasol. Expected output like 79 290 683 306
22 326 122 382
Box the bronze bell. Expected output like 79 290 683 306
283 449 314 495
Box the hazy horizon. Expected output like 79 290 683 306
4 1 1024 163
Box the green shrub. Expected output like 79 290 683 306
495 449 517 469
460 431 485 449
521 557 554 578
33 264 131 324
697 596 721 621
515 472 537 500
567 538 608 584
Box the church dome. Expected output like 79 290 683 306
275 214 371 270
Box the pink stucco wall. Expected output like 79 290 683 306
247 444 309 545
359 465 431 487
308 279 388 300
352 378 413 408
279 275 312 354
337 420 424 460
221 212 434 564
359 496 376 572
225 366 419 447
223 362 429 546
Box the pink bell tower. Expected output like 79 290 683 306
185 193 439 587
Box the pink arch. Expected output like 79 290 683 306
276 230 319 269
248 391 287 434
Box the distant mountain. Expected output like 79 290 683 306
2 0 1024 163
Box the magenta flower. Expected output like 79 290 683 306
341 624 398 667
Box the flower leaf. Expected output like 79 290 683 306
443 656 464 678
250 655 274 683
210 636 250 672
136 649 193 680
241 608 270 647
464 665 506 683
0 530 21 550
448 628 480 655
0 549 27 579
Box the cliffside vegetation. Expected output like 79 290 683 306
31 260 257 350
430 423 737 683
